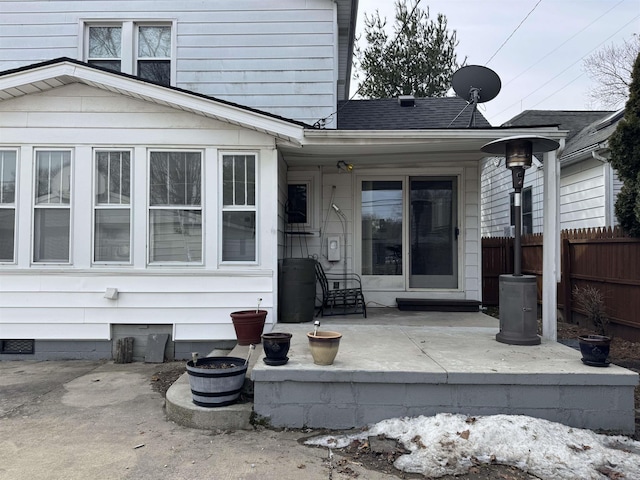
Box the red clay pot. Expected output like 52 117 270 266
230 310 267 345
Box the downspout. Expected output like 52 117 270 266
592 147 614 227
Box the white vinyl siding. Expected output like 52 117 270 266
0 150 17 263
0 0 339 124
560 158 608 229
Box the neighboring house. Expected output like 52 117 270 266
0 1 566 360
481 110 624 237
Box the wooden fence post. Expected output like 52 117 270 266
562 238 572 323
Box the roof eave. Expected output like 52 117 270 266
0 60 305 145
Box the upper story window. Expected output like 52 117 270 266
149 151 202 264
86 22 172 86
0 150 17 263
33 150 72 263
94 150 131 263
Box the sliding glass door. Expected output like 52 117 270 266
409 177 457 288
360 176 458 290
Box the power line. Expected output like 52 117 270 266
485 0 543 66
503 0 627 87
489 13 640 122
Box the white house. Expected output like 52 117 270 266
481 110 624 237
0 1 566 360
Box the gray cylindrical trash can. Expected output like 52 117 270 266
279 258 317 323
497 274 540 345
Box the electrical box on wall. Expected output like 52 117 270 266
327 236 340 262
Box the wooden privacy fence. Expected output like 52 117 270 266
482 227 640 339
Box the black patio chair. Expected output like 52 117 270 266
315 261 366 318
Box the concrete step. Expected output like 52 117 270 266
165 345 259 431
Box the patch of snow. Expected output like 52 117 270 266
305 413 640 479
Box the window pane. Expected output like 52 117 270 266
138 26 171 57
35 151 71 205
222 155 255 207
150 152 201 206
0 209 15 262
234 157 246 205
89 26 121 58
361 181 403 276
137 60 170 85
1 151 17 204
34 209 70 262
149 210 202 262
287 184 307 224
246 156 255 205
94 210 130 262
96 151 130 205
88 60 121 73
222 157 234 205
222 211 255 262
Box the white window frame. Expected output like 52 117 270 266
286 170 320 234
81 20 177 85
32 149 73 265
0 149 18 264
147 149 204 265
93 149 133 265
220 152 258 265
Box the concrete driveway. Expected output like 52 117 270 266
0 360 393 480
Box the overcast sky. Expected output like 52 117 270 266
352 0 640 126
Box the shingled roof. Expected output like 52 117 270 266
336 97 492 130
562 110 624 158
502 110 613 141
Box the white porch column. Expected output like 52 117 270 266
542 146 562 342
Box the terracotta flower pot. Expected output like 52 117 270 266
307 330 342 365
578 334 611 366
262 332 292 366
231 310 267 345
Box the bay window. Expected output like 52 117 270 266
222 154 256 262
94 151 131 263
149 151 202 263
0 150 17 262
33 150 71 263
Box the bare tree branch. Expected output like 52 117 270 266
583 34 640 109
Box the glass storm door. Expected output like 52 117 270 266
409 177 458 288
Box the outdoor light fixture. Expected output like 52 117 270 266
336 160 353 172
481 135 559 345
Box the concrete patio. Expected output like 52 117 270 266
167 309 638 434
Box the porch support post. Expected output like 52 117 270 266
542 145 562 342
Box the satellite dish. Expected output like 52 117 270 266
451 65 502 127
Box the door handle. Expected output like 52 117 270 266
455 227 460 240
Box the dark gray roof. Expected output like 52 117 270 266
337 97 492 129
562 110 624 158
502 110 613 141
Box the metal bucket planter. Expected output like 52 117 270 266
231 310 267 345
578 335 611 367
186 356 248 407
262 332 292 366
307 331 342 365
